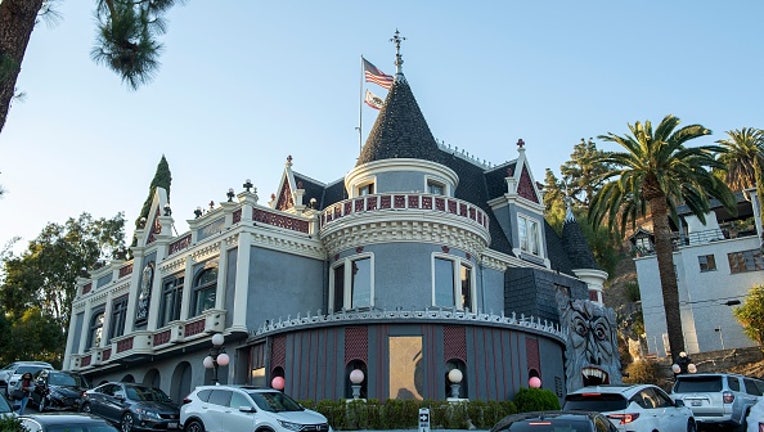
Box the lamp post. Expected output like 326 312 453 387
203 333 229 385
447 369 463 399
671 351 696 377
349 369 364 400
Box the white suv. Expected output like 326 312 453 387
564 384 696 432
180 385 332 432
671 373 764 431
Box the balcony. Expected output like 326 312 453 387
71 310 227 371
319 193 491 254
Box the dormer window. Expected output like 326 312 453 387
518 215 541 256
358 183 375 196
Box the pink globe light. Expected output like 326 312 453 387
528 377 542 388
271 376 285 390
216 353 230 367
349 369 365 384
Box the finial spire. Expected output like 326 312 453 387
390 29 406 75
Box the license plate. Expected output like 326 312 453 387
168 423 178 429
691 401 701 406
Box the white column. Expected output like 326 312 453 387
215 242 228 311
231 232 252 332
100 292 114 348
180 256 194 320
123 250 145 334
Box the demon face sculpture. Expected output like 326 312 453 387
557 291 622 392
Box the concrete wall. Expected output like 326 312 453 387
637 235 761 357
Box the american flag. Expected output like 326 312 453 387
363 58 393 89
364 89 384 110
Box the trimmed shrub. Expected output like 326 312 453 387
513 388 561 412
623 359 661 385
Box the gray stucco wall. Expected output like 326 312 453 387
245 246 325 331
480 267 505 314
332 243 479 311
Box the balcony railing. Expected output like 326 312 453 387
320 193 489 230
71 310 226 371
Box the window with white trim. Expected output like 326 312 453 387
427 180 445 195
192 267 217 316
330 255 373 311
518 215 541 256
358 183 374 196
433 256 474 311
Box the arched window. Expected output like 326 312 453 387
88 310 105 348
192 267 217 316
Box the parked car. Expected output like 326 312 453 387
0 392 14 418
180 385 331 432
31 369 90 412
671 373 764 431
746 396 764 432
490 410 619 432
0 361 54 398
19 413 119 432
80 382 180 431
564 384 696 432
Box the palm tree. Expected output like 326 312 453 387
589 114 736 363
716 128 764 244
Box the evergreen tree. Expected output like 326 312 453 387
0 0 182 134
135 155 172 232
560 138 611 206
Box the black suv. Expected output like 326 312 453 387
31 369 90 412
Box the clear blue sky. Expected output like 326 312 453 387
2 1 764 255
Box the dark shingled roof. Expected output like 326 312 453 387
357 79 442 166
293 173 326 210
561 215 600 270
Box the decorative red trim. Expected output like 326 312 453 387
169 234 192 255
116 337 134 353
184 319 206 337
232 209 242 224
118 263 133 278
81 355 91 367
82 283 92 295
153 329 171 346
102 348 111 361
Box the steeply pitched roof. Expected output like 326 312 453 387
561 209 600 270
357 78 443 166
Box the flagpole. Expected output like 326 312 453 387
358 55 364 153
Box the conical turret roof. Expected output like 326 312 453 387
356 77 443 166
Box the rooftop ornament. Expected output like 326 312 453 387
243 179 253 193
226 188 235 202
194 207 203 219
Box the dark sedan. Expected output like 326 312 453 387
81 382 180 432
19 413 118 432
491 410 620 432
32 369 91 412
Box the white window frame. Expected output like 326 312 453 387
425 175 448 196
329 253 375 312
357 181 375 197
518 214 542 257
431 253 475 312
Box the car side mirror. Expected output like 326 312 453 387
674 399 685 407
238 406 256 413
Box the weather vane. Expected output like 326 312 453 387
390 29 406 74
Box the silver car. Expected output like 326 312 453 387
671 373 764 431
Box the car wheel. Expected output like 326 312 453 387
80 403 91 413
121 413 135 432
37 397 46 412
184 419 205 432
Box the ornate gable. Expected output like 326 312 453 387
137 187 169 247
518 166 540 204
276 181 294 211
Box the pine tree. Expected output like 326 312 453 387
133 155 171 239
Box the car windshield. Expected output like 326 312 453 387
502 419 592 432
49 372 88 388
248 391 303 412
126 386 172 403
564 393 628 411
673 377 723 393
16 365 45 375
